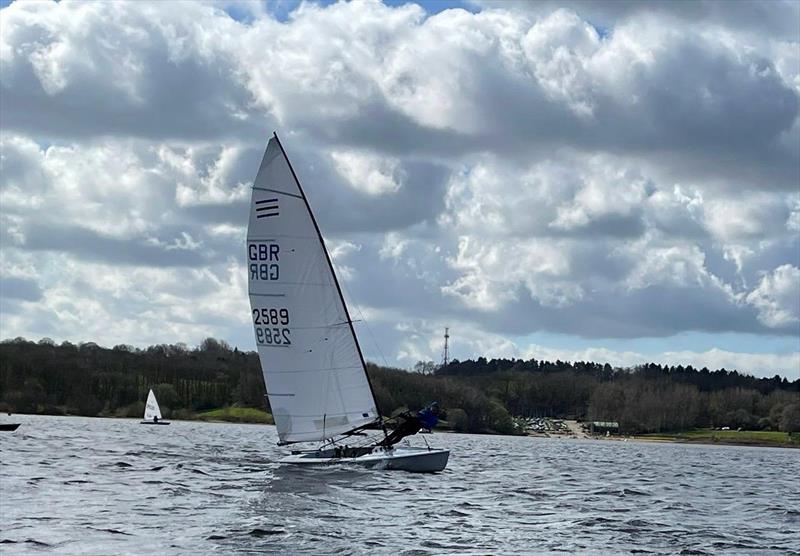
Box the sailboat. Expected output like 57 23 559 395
140 389 170 425
247 134 449 472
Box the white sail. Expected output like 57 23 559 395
143 389 162 421
247 136 379 444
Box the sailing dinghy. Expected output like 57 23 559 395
247 134 449 473
140 389 170 425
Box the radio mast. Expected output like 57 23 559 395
441 327 450 367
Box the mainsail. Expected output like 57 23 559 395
144 389 162 421
247 135 380 444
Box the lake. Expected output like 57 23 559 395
1 415 798 554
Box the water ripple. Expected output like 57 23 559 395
1 415 798 554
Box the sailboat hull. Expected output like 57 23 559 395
280 446 449 473
139 421 171 425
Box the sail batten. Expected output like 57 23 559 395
248 135 380 444
252 186 304 199
268 365 361 375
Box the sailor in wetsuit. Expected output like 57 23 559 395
380 402 440 448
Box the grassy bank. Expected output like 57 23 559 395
195 406 274 424
641 428 800 448
10 405 275 425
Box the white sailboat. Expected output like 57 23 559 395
140 389 170 425
247 134 449 472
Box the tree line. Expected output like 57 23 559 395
431 357 799 434
1 337 798 435
0 337 266 420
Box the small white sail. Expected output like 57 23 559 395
143 389 162 421
247 136 379 444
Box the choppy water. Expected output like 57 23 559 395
1 415 798 555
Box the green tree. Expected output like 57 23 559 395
153 383 180 416
447 408 469 432
779 404 800 433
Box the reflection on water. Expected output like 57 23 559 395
1 415 798 554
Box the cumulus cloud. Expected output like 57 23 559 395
442 235 581 310
703 194 789 243
0 249 250 348
0 0 797 376
330 150 404 195
0 1 265 141
620 242 720 291
746 265 800 328
480 1 800 42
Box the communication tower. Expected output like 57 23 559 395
441 327 450 367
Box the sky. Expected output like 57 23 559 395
0 0 798 378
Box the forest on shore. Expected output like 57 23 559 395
1 336 798 436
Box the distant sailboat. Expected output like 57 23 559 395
247 134 449 472
140 389 170 425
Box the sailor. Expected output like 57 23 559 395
380 402 440 447
417 402 440 430
154 415 159 423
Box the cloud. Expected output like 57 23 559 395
0 0 797 377
442 235 580 310
659 348 800 378
550 161 650 234
0 134 254 268
3 0 796 185
620 242 720 291
165 145 252 207
703 194 790 243
0 250 250 348
358 314 800 378
0 0 265 141
19 224 209 268
330 150 404 195
746 265 800 328
481 0 800 42
0 275 43 302
523 344 800 378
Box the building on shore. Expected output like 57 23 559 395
590 421 620 435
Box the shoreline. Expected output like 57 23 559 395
517 420 800 449
518 432 800 449
0 407 275 426
586 435 799 449
633 436 800 449
4 412 798 449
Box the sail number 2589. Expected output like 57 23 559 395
253 308 291 346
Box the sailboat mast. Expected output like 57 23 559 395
270 132 385 428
